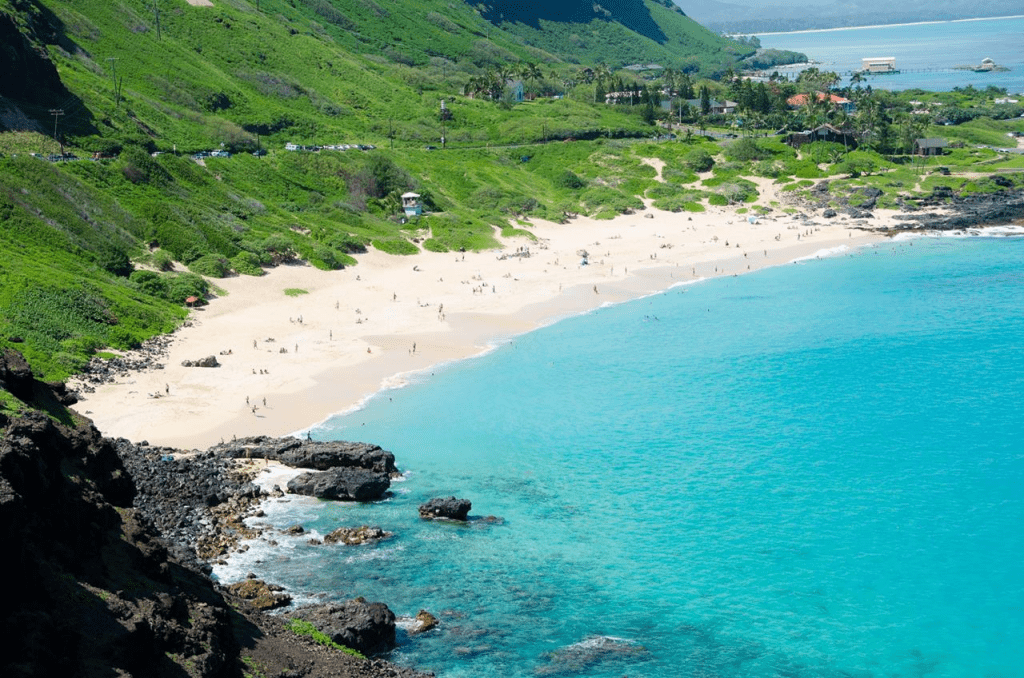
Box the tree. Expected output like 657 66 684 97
699 85 711 116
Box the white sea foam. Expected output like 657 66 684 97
892 225 1024 241
789 245 851 264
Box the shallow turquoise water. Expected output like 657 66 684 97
227 237 1024 677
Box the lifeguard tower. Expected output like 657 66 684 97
402 192 422 218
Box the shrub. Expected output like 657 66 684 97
231 251 264 276
684 149 714 172
97 245 133 277
152 249 175 272
189 254 231 278
555 170 587 190
130 270 169 298
165 273 210 304
372 238 419 255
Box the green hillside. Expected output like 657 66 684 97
0 0 760 378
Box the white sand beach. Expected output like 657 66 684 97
75 189 894 450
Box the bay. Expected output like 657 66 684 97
218 236 1024 678
753 16 1024 92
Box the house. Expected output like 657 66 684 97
786 124 859 149
685 98 738 115
787 92 855 113
861 57 896 73
914 138 947 156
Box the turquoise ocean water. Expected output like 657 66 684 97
220 236 1024 677
754 16 1024 92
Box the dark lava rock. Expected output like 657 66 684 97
822 208 837 218
811 180 829 193
287 467 390 501
419 497 471 521
211 436 398 475
0 349 434 678
289 598 397 655
323 526 393 545
112 440 264 567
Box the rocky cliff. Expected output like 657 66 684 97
0 349 429 678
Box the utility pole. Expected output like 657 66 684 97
49 109 64 156
152 1 161 40
107 57 120 108
389 118 394 150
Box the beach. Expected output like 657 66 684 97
75 183 891 450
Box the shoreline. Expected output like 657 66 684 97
74 193 897 449
737 14 1024 37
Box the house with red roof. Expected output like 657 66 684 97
787 92 855 114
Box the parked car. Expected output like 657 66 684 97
252 149 268 157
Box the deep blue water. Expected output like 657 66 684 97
754 17 1024 92
220 236 1024 678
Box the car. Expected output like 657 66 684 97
252 149 268 157
210 150 231 158
424 145 438 151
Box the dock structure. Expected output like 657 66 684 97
861 57 897 74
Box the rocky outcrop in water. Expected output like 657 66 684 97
288 467 391 501
211 436 399 475
324 525 393 545
419 496 472 521
289 598 398 656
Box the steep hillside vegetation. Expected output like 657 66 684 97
0 0 757 378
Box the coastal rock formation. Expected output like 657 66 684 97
287 467 391 501
419 496 472 521
885 188 1024 232
289 598 398 655
211 436 399 475
1 350 433 678
0 378 236 677
324 525 393 545
410 610 440 635
113 440 265 567
226 578 292 610
181 355 220 367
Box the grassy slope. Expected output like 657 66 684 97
1 0 1018 380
